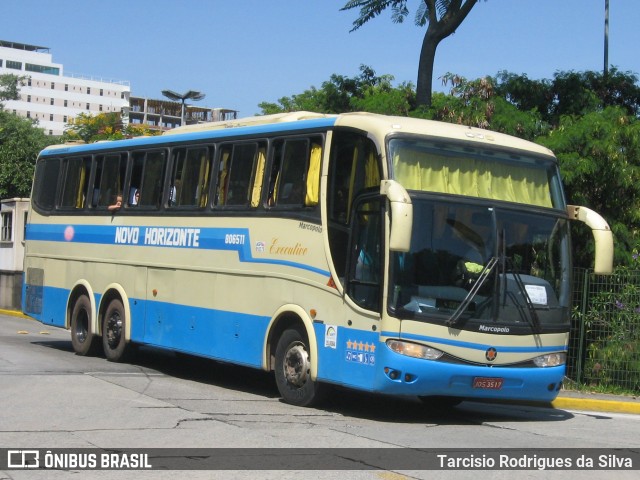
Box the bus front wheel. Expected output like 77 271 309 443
275 328 325 407
70 294 100 356
102 298 130 362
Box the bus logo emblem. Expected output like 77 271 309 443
485 347 497 362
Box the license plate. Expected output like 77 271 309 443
473 377 504 389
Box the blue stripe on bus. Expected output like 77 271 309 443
27 223 331 277
38 117 338 156
383 330 566 354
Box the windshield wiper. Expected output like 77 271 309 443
447 256 499 327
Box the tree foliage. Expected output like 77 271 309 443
0 73 28 102
0 109 53 198
341 0 480 107
258 65 414 115
420 73 547 140
63 112 161 143
537 107 640 266
494 68 640 127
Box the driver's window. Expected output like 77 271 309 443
347 198 382 311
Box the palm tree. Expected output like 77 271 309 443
161 89 206 125
342 0 480 107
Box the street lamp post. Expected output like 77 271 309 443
604 0 609 77
161 89 206 126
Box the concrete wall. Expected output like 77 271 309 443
0 270 23 310
0 199 30 310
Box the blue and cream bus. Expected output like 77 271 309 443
22 111 613 407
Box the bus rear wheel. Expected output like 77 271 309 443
275 327 326 407
70 294 100 356
102 298 130 362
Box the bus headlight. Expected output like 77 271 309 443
533 352 566 367
386 339 443 360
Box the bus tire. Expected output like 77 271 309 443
102 298 130 362
70 294 100 356
274 327 326 407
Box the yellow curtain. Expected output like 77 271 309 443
251 148 266 207
75 163 86 208
305 143 322 206
392 149 552 208
365 150 380 188
346 147 358 222
217 150 230 205
198 153 210 207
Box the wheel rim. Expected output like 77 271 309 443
74 309 89 344
105 309 123 349
282 343 310 387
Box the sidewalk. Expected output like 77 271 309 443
2 308 638 415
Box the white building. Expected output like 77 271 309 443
0 198 29 310
0 40 130 136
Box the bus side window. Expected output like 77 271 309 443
220 143 258 207
167 147 211 208
93 153 126 208
141 151 167 208
59 156 91 209
33 157 61 211
128 150 166 209
269 137 322 208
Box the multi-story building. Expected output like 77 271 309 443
129 97 237 132
0 40 130 136
0 40 238 136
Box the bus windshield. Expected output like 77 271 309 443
389 137 564 209
389 199 572 334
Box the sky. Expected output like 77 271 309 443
2 1 639 117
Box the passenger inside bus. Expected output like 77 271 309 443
108 194 123 211
129 188 139 206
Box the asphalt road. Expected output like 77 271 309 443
1 313 638 480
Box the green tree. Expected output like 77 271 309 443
341 0 480 107
0 109 53 198
351 79 415 115
258 65 410 114
63 112 160 143
537 106 640 267
422 73 546 140
0 73 28 102
494 69 640 128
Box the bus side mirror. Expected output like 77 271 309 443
567 205 614 275
381 180 412 252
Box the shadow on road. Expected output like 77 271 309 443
31 338 575 424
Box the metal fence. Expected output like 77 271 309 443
568 268 640 392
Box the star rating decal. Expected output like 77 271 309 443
346 339 376 352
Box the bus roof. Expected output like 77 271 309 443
162 111 336 134
39 111 554 159
333 112 554 158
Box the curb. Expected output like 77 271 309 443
0 308 32 320
552 396 640 415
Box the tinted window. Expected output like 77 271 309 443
34 158 61 211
